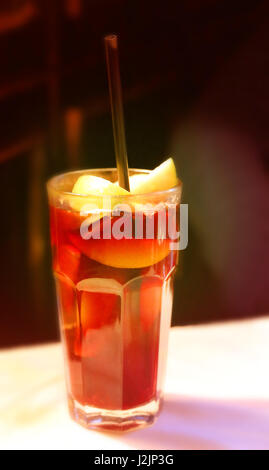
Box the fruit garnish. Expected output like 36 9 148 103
69 233 170 269
72 174 129 197
128 158 178 194
68 157 179 227
71 174 129 212
128 173 148 192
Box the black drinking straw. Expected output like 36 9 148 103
104 35 130 191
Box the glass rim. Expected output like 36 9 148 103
47 167 182 200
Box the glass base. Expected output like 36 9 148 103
68 395 162 432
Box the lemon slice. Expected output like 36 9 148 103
72 175 129 197
71 174 129 212
130 157 178 194
69 157 179 214
69 233 171 269
129 173 148 192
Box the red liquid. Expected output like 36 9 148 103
50 205 177 410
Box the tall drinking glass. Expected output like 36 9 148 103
47 168 181 431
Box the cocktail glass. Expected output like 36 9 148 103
47 168 181 431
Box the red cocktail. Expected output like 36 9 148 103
47 165 181 430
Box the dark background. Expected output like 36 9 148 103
0 0 268 347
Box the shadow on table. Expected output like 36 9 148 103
113 394 269 450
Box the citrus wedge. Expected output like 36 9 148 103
71 174 129 213
129 157 178 194
69 233 170 269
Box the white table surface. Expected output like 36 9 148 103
1 317 269 450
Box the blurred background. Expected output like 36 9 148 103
0 0 268 347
